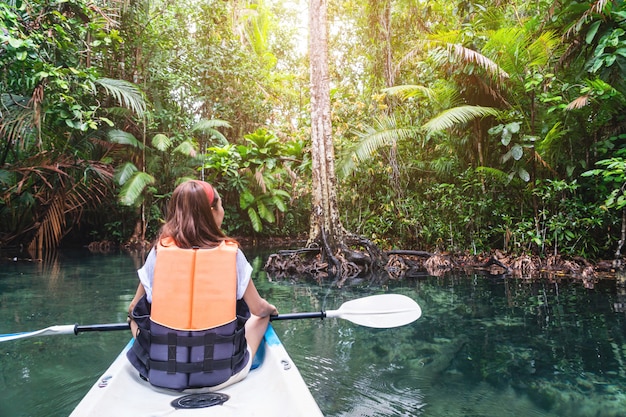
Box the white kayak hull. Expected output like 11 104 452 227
70 324 323 416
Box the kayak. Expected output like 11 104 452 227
69 324 323 416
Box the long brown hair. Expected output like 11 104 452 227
158 180 234 249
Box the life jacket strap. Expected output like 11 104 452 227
148 326 246 375
149 330 240 347
148 346 246 374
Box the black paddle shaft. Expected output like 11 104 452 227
74 323 131 334
72 314 328 333
270 311 327 321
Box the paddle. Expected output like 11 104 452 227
0 294 421 342
0 323 131 342
270 294 421 328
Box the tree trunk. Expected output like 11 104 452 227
265 0 388 282
308 0 344 248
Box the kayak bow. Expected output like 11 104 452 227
69 324 323 416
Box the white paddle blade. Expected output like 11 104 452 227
0 325 76 342
327 294 422 328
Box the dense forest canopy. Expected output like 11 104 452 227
2 0 626 263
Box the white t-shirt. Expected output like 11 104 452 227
137 246 253 303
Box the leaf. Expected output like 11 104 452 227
448 43 509 79
382 84 435 101
424 105 501 132
118 171 156 206
8 38 24 48
273 195 287 212
108 129 143 148
511 144 524 161
501 128 513 146
99 117 114 127
581 169 601 177
566 95 590 110
518 168 530 182
586 21 601 44
192 119 231 145
340 115 417 177
239 191 255 209
488 125 503 135
247 207 262 232
173 140 197 157
257 201 275 223
506 122 520 134
152 134 171 152
95 78 146 117
114 162 138 185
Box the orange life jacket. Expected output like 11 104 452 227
126 238 249 390
150 238 238 331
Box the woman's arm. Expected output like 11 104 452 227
128 282 146 314
243 279 278 318
127 282 146 338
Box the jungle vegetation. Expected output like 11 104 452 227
2 0 626 263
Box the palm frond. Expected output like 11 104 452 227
566 95 590 110
566 0 610 38
107 129 143 148
340 116 417 177
115 161 138 186
0 94 36 154
424 105 501 133
399 35 509 82
151 133 172 152
254 168 268 193
95 78 146 117
192 118 232 131
28 193 66 256
191 119 231 146
475 166 510 182
118 171 156 206
448 43 509 80
526 30 560 68
25 157 113 254
383 85 435 101
173 140 197 157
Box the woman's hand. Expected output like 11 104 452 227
243 280 278 318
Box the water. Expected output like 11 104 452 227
1 249 626 417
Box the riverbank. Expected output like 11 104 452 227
3 236 624 284
400 250 624 282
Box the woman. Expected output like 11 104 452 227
126 179 278 391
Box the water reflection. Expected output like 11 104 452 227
1 250 625 417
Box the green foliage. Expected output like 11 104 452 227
583 153 626 210
530 180 608 257
3 0 626 261
0 0 147 251
201 128 307 235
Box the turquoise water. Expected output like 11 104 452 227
1 249 625 416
